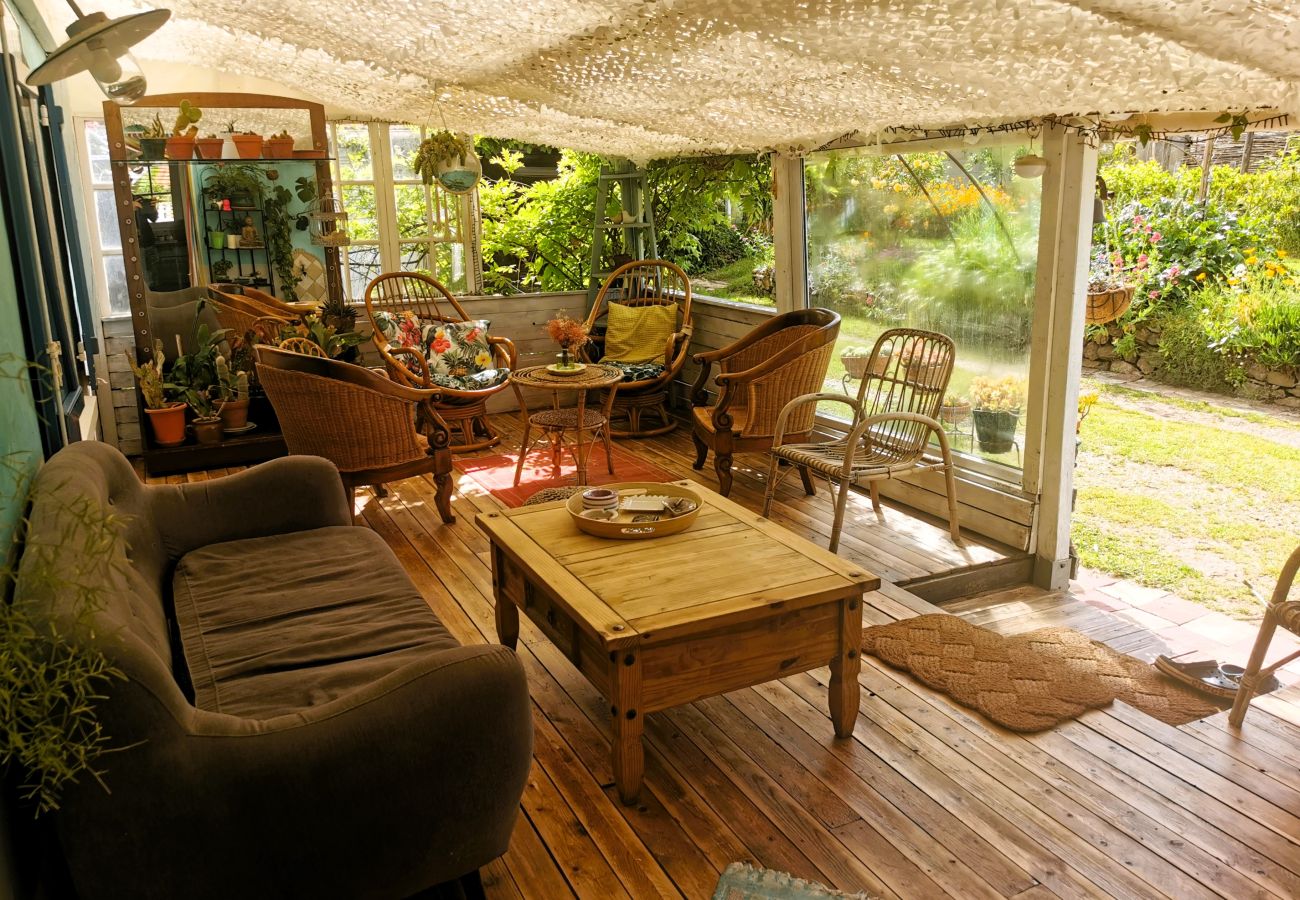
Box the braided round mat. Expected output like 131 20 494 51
862 614 1222 731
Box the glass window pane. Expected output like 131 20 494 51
390 125 420 181
95 189 121 250
341 184 379 241
394 184 429 238
346 245 381 299
803 144 1039 469
333 124 372 181
103 254 128 315
399 241 432 273
84 119 111 183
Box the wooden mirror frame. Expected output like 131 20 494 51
101 92 343 360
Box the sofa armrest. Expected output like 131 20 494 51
151 455 351 560
59 644 532 899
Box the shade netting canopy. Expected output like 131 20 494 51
87 0 1300 158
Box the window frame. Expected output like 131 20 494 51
73 116 127 320
328 121 480 303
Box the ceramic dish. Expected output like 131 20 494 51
566 482 701 540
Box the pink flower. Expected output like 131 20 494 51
1169 265 1180 276
1148 290 1159 298
1132 215 1145 225
1150 231 1163 243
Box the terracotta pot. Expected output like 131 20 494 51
164 136 196 160
232 134 264 159
192 417 225 445
195 137 224 160
218 398 250 430
264 137 294 158
144 403 187 447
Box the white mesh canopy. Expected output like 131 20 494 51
90 0 1300 158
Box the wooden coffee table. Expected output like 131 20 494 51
477 479 879 803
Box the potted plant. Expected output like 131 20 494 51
839 345 875 380
195 133 224 160
265 130 295 158
232 130 264 159
211 257 234 282
164 99 202 160
412 130 482 194
139 113 168 160
207 228 226 250
545 314 589 371
281 314 366 360
202 164 265 209
125 338 186 446
185 387 225 445
969 375 1026 454
1087 249 1135 325
215 354 250 430
939 394 972 425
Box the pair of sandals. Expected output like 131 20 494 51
1155 655 1280 699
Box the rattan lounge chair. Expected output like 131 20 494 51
364 272 517 451
763 328 960 553
581 260 693 437
1229 543 1300 726
690 308 840 497
256 346 454 521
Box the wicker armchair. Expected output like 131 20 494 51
206 284 295 343
255 346 454 522
364 272 518 451
690 308 840 497
763 328 961 553
1229 543 1300 726
581 260 693 437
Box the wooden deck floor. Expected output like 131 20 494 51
145 422 1300 899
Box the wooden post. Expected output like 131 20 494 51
1197 136 1216 203
1022 124 1098 590
1240 132 1255 173
771 154 807 314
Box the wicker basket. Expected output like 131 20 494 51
1086 286 1134 325
841 354 871 379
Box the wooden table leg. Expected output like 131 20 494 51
610 648 644 804
573 388 590 486
492 548 520 650
829 595 862 738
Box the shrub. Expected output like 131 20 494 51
1201 257 1300 369
1155 307 1243 391
691 223 750 272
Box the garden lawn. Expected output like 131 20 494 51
1073 379 1300 619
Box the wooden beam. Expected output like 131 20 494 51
770 154 806 314
1022 124 1097 589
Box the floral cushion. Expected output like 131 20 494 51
604 359 665 382
373 311 504 383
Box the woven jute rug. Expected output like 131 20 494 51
713 863 877 900
862 614 1224 732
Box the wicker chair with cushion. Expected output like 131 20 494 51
690 308 841 497
581 260 693 437
365 272 518 451
763 328 961 553
1229 543 1300 726
256 346 454 522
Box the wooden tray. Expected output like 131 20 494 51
566 482 702 540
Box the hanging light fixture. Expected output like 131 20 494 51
1014 126 1048 179
25 1 170 105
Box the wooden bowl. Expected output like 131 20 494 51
566 482 702 540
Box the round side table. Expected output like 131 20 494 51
509 364 624 486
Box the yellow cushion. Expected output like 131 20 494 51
603 302 677 364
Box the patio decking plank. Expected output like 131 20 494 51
152 418 1300 898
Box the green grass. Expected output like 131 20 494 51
695 256 775 307
1074 389 1300 618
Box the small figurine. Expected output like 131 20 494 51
241 215 259 245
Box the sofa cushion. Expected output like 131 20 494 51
603 302 676 364
173 525 459 719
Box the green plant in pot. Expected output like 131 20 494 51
412 130 482 194
215 354 250 431
211 257 234 282
138 113 168 160
969 375 1026 454
202 164 265 209
839 345 877 379
280 314 364 360
184 386 224 445
168 303 230 444
125 338 186 447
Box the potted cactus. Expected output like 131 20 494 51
139 113 168 160
125 339 187 446
232 130 264 159
195 133 224 159
215 354 250 430
164 100 202 160
185 387 224 445
265 130 295 158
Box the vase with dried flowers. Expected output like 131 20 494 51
545 315 589 373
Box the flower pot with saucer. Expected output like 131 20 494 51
144 403 188 447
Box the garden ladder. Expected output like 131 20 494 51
587 161 658 303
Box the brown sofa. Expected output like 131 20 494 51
16 441 532 899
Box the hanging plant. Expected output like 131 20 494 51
412 130 482 194
264 185 301 302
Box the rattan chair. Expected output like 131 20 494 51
581 260 693 437
1229 544 1300 726
255 346 454 522
277 336 327 357
690 308 840 497
364 272 518 452
763 328 961 553
206 284 294 343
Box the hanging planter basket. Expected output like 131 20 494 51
1086 285 1134 325
434 151 482 195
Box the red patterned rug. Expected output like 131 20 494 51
456 441 677 508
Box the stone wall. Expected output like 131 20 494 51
1082 321 1300 407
